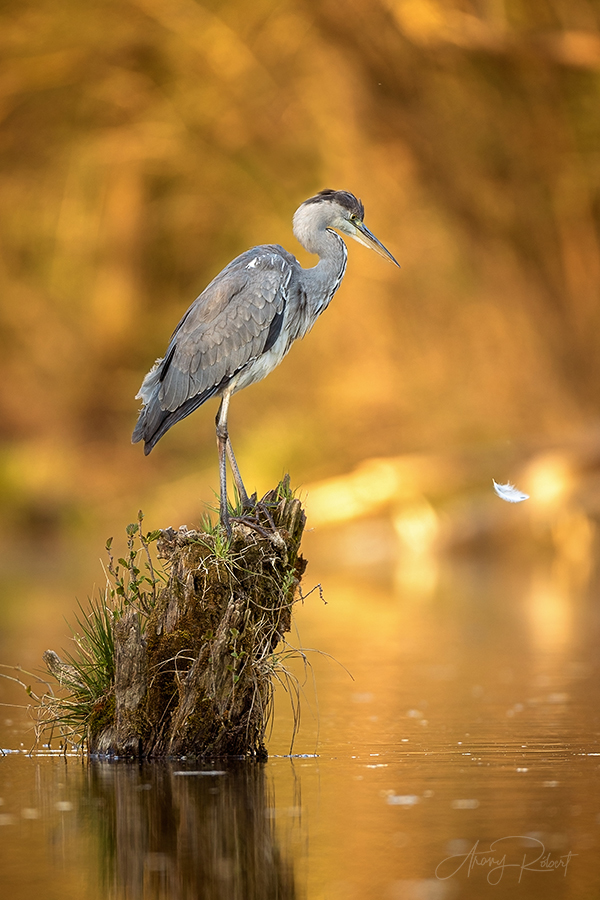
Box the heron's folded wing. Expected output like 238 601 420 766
158 250 292 412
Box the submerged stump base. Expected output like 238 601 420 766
90 487 307 759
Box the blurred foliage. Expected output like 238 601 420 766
1 0 600 538
308 0 600 403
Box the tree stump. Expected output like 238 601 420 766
89 486 307 759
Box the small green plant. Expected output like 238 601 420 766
273 473 296 503
105 510 162 614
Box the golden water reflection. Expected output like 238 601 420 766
1 541 600 899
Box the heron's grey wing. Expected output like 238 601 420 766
158 249 294 412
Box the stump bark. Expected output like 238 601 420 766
89 487 307 759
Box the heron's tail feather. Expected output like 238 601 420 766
132 376 221 454
132 360 165 454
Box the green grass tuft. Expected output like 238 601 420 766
36 512 162 750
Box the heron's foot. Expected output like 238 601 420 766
217 492 257 540
242 490 258 511
230 517 272 539
230 497 279 538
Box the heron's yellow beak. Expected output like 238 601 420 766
352 220 400 267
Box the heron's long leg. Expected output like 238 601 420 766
215 393 232 534
225 439 250 508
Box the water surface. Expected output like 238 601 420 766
1 544 600 899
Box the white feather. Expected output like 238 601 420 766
493 479 529 503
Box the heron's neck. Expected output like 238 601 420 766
299 228 348 322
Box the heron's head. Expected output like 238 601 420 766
293 189 400 266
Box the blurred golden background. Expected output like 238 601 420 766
3 6 600 888
2 0 600 572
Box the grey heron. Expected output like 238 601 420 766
132 189 399 533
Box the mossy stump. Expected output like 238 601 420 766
89 487 307 759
